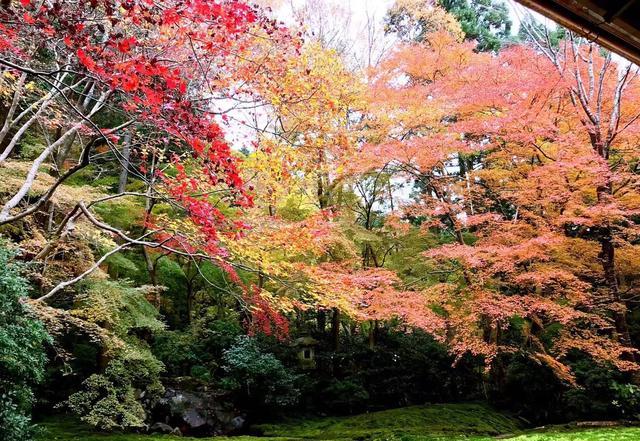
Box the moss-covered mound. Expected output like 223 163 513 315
256 403 521 440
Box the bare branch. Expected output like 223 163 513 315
0 72 26 145
37 231 155 302
606 63 633 148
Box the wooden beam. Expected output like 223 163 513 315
603 0 636 22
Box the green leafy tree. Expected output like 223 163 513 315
439 0 512 51
0 245 50 441
386 0 511 51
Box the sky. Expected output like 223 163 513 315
272 0 549 41
222 0 555 148
261 0 555 72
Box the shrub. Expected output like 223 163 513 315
490 351 640 423
611 382 640 419
192 313 243 357
66 347 164 431
92 200 145 232
65 280 165 430
152 330 200 377
321 380 370 414
152 315 242 378
0 245 50 441
17 133 46 161
72 280 165 336
304 327 482 414
220 336 300 412
562 353 640 421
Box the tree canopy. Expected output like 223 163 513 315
2 0 640 437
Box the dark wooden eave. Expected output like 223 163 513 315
516 0 640 65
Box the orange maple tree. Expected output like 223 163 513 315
362 23 640 379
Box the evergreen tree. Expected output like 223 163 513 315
439 0 512 51
0 245 50 441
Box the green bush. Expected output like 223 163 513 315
220 336 300 412
92 201 145 232
17 133 46 161
563 353 640 421
611 382 640 418
0 245 50 441
301 327 482 414
190 365 212 382
152 330 199 377
193 313 243 356
104 253 140 280
490 351 640 423
73 280 165 336
66 280 165 430
152 314 242 378
66 347 164 431
321 380 370 414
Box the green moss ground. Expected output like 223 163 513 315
37 404 640 441
255 403 521 439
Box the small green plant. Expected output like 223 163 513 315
321 380 370 414
152 314 242 378
17 133 46 161
611 382 640 418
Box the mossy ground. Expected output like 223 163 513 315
37 404 640 441
255 403 521 439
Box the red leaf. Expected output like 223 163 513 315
77 48 96 70
121 75 139 92
116 36 136 53
23 12 36 24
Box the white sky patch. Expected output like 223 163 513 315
274 0 395 68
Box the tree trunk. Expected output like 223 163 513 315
118 131 132 193
186 283 194 324
46 201 55 233
141 153 158 291
317 309 326 334
143 248 158 285
599 225 632 345
331 307 340 350
53 131 77 171
0 72 26 146
596 181 633 349
368 320 377 350
0 125 80 221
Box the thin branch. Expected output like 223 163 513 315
38 231 155 302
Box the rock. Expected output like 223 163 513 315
183 407 207 428
149 422 174 434
150 379 245 436
575 421 621 427
231 416 246 430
